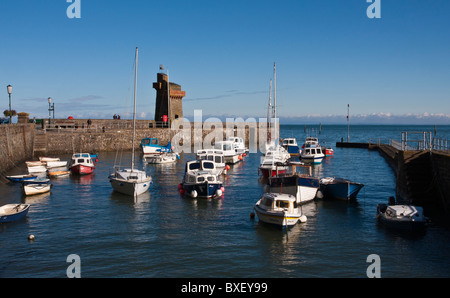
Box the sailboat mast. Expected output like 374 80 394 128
267 79 272 142
131 47 138 171
273 62 277 143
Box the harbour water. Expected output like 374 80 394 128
1 125 450 278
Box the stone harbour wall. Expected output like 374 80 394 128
0 124 35 174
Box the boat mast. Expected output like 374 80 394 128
273 62 277 144
267 79 272 142
131 47 138 171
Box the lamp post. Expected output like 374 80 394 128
48 97 55 128
6 85 12 124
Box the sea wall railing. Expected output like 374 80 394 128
389 131 449 152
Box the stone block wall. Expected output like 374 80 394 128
0 124 35 174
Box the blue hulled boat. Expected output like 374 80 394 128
180 160 224 199
282 138 301 156
6 174 37 183
318 177 364 201
0 204 30 223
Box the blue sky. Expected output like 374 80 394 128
1 0 449 124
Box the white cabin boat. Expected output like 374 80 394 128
226 136 249 155
254 193 307 228
300 143 324 164
180 160 224 199
214 140 242 164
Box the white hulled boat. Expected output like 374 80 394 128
254 193 307 228
109 47 152 197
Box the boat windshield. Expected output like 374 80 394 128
203 162 215 169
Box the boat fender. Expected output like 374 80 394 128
316 190 324 199
179 189 185 195
215 189 223 197
191 190 198 198
178 183 183 190
299 215 307 223
220 186 225 193
225 165 230 171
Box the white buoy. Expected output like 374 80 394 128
299 215 307 223
191 190 198 198
28 234 35 241
215 189 222 197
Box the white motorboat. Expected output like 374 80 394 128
214 140 242 164
300 143 324 164
226 136 249 155
179 160 224 199
376 197 427 231
254 193 307 228
109 47 152 197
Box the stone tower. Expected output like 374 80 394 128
153 72 185 127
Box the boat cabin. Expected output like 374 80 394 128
70 153 94 165
282 138 298 146
184 160 221 184
141 138 159 147
303 146 322 156
196 149 225 168
259 193 298 213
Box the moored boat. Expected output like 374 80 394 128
109 47 152 197
254 193 307 228
6 174 37 182
48 171 71 178
179 160 224 199
144 152 178 164
22 179 52 196
214 140 242 164
318 177 364 201
0 204 31 223
267 163 319 205
140 138 166 154
376 197 428 231
282 138 301 156
69 153 95 175
300 143 324 164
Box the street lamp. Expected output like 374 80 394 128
6 85 12 124
48 97 55 128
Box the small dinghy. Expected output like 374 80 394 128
48 171 70 178
376 197 428 231
0 204 30 223
6 174 37 182
22 179 52 196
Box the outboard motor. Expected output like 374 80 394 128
388 196 396 206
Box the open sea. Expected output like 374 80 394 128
1 125 450 278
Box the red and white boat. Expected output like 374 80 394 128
69 153 95 175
